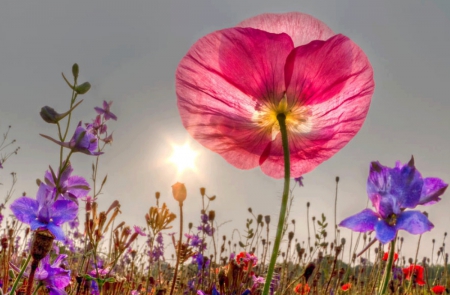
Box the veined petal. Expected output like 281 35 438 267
46 223 65 241
375 220 397 244
51 200 78 225
176 27 294 171
419 177 448 205
339 209 378 232
260 35 374 178
66 176 90 199
237 12 334 47
396 211 434 235
10 197 38 224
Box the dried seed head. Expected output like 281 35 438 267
264 215 270 224
208 210 215 222
30 229 55 261
200 187 206 196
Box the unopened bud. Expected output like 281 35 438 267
74 82 91 95
72 63 79 80
171 182 186 204
208 210 215 222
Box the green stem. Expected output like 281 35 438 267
10 255 32 295
378 238 396 295
262 114 290 295
169 202 184 295
32 283 43 295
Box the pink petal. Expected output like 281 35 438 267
237 12 334 47
261 34 374 178
176 27 293 170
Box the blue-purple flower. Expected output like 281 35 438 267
95 100 117 121
339 158 446 244
41 122 103 156
10 184 78 240
44 163 90 201
11 254 71 295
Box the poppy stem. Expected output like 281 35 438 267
378 238 396 295
262 114 290 295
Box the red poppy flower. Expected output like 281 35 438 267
176 12 374 179
431 285 446 294
382 252 399 262
294 283 310 294
236 252 258 271
403 265 426 286
341 283 352 291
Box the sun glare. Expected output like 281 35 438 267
169 143 198 172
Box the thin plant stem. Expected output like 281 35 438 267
9 254 32 295
169 202 184 295
262 114 290 295
378 238 396 295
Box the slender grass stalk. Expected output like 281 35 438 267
9 254 31 295
169 202 184 295
378 238 396 295
262 114 290 295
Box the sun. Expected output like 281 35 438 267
169 143 198 172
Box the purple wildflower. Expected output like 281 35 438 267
86 115 108 135
41 122 103 156
133 225 146 236
294 176 304 187
339 158 439 244
33 254 71 295
44 163 90 201
0 161 2 169
10 183 78 240
95 101 117 121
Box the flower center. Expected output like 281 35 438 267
252 96 312 140
386 213 397 226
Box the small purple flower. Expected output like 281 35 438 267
134 225 146 236
10 184 78 240
41 122 103 156
339 158 440 244
33 254 71 295
0 161 3 169
95 101 117 121
44 163 90 201
86 115 108 135
294 176 304 187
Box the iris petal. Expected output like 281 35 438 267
396 211 434 235
375 220 397 244
339 209 378 232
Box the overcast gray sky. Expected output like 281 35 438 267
0 0 449 261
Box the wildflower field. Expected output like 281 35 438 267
0 9 449 295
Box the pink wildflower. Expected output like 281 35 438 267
176 12 374 178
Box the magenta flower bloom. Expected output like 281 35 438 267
10 184 78 240
176 12 374 178
339 158 445 244
41 122 103 156
44 163 90 201
95 100 117 121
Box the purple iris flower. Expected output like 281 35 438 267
44 163 90 201
339 158 445 244
95 100 117 121
33 254 71 295
10 184 78 240
41 122 103 156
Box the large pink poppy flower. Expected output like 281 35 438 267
176 12 375 178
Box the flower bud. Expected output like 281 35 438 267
72 63 79 80
74 82 91 95
40 106 62 124
172 182 186 203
